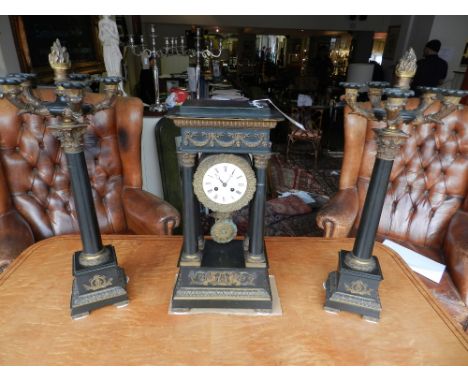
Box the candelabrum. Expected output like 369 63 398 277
161 34 187 56
323 47 468 322
125 24 188 112
0 39 128 319
188 27 223 99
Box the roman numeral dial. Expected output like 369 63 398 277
193 154 257 213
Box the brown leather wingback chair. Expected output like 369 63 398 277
0 88 180 273
317 100 468 327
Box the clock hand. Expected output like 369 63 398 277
214 173 227 187
223 169 236 186
227 169 235 183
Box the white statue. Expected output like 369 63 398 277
98 15 125 93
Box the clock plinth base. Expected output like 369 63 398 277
172 239 273 310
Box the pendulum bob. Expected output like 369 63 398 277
210 212 238 244
50 121 128 319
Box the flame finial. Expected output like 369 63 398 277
394 47 417 89
48 39 71 82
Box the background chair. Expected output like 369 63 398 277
155 117 183 234
317 100 468 328
0 88 180 273
287 107 323 167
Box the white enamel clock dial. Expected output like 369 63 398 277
202 162 247 205
193 154 256 213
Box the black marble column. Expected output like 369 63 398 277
352 158 393 260
246 154 270 267
66 152 103 257
178 152 201 265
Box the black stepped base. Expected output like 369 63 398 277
70 245 128 318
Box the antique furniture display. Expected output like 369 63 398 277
286 106 324 166
167 99 282 310
317 50 468 326
0 235 467 365
189 27 223 99
125 24 166 112
0 41 180 317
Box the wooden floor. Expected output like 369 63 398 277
0 235 466 365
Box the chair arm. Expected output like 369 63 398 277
316 187 359 238
122 188 180 235
0 210 35 273
443 209 468 306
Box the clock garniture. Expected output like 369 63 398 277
167 99 283 311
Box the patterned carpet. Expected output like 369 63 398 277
264 144 342 236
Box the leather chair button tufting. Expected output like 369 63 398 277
0 87 180 290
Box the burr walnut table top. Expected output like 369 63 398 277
0 235 467 365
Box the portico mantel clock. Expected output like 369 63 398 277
167 100 283 311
